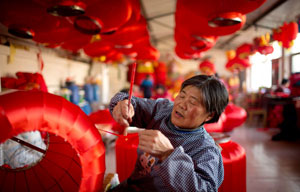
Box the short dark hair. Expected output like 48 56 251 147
281 78 289 85
181 75 229 124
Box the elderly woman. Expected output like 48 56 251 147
109 75 229 191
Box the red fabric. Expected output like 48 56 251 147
89 109 125 133
0 91 105 191
218 140 246 192
1 72 48 92
115 133 139 182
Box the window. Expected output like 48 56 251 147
291 53 300 73
248 52 272 92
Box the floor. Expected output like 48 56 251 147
104 122 300 192
230 123 300 192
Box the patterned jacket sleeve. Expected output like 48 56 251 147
153 145 224 191
109 92 165 128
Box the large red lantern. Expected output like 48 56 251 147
204 113 227 132
210 133 246 192
0 0 61 39
102 16 148 48
222 103 247 132
83 39 113 57
0 91 105 191
175 1 247 37
81 0 132 34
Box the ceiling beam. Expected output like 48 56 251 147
150 20 173 29
147 12 174 21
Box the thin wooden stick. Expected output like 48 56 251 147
10 136 46 154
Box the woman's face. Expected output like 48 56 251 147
171 85 212 129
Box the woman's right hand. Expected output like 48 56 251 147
112 99 134 127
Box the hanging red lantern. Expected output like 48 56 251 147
105 49 124 63
82 0 132 34
257 45 274 55
135 45 160 61
0 0 61 39
60 33 92 52
281 22 299 48
175 1 247 37
225 56 251 72
175 27 218 56
83 39 113 57
175 44 203 59
102 16 149 48
154 62 167 85
128 0 142 22
0 91 105 191
236 43 255 59
199 60 216 75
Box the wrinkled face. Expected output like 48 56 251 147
171 85 212 129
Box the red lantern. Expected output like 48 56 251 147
175 44 203 59
222 103 247 132
199 60 216 75
225 57 251 73
115 133 139 182
102 16 148 48
175 1 247 37
204 113 227 132
210 133 246 192
236 43 255 59
0 0 61 39
135 45 160 61
0 91 105 191
82 0 132 34
154 62 167 85
257 45 274 55
281 22 299 48
83 39 113 57
174 27 218 56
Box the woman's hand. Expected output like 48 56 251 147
138 130 174 161
112 99 134 127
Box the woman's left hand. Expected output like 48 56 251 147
138 130 174 161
